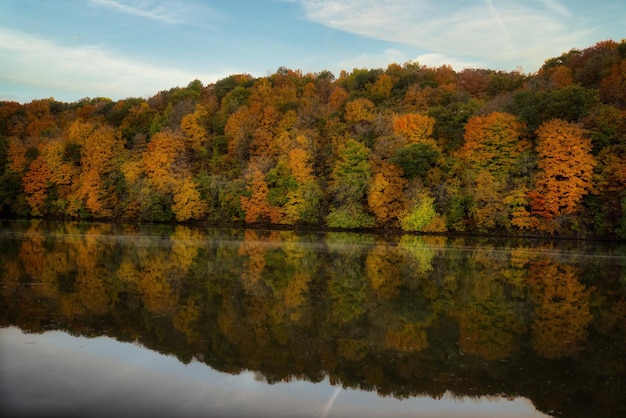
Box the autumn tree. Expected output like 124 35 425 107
399 190 444 232
458 112 527 174
599 60 626 107
22 154 51 216
142 129 186 193
344 98 376 124
180 104 209 152
367 161 407 225
367 73 393 103
392 113 437 147
171 177 209 222
457 112 531 231
530 119 596 230
224 105 255 164
23 99 56 138
74 125 124 217
251 105 280 159
240 168 281 224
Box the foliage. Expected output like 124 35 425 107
390 143 440 179
400 193 437 232
0 39 625 238
326 204 375 229
530 119 596 231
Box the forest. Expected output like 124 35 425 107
1 39 626 238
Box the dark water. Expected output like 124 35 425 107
0 220 625 417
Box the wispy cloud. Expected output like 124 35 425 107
484 0 517 59
88 0 185 24
295 0 592 71
0 27 226 102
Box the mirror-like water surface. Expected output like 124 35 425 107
1 220 625 417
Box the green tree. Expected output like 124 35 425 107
326 138 374 228
390 143 440 179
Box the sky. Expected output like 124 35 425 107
0 0 624 103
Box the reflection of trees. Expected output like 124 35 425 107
452 245 526 361
527 259 592 359
385 323 429 352
326 233 372 324
398 235 435 274
367 243 403 301
1 222 625 418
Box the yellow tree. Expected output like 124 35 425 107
180 104 209 152
171 177 209 221
251 106 280 159
367 161 407 225
76 125 124 217
458 112 529 231
67 119 96 145
142 129 185 193
224 105 255 163
287 147 314 184
282 144 322 225
472 170 508 231
530 119 596 227
42 140 76 193
392 113 437 147
344 98 376 123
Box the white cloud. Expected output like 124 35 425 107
0 27 227 102
295 0 592 72
414 53 485 71
88 0 185 24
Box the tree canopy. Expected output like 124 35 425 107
2 39 626 238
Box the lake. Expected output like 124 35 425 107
0 220 624 417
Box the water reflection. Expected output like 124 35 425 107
1 220 625 417
0 327 545 418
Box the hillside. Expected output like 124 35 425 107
1 39 625 238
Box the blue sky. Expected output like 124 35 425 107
1 0 624 103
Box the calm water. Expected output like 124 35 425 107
0 220 625 417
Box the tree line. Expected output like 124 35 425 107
1 39 626 238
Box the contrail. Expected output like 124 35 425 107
484 0 518 58
320 387 342 418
